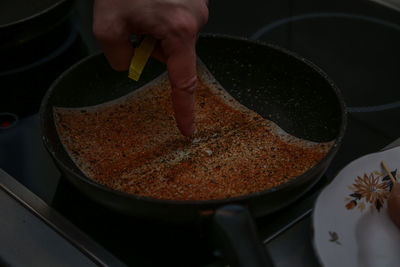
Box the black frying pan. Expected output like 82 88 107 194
40 34 346 266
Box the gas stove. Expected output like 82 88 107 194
1 0 400 266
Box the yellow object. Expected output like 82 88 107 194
128 36 157 81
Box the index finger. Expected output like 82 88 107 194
164 38 197 136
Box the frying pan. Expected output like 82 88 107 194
40 34 346 266
0 0 73 49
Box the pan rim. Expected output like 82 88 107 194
40 33 347 208
0 0 70 29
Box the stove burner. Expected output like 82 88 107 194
0 23 79 76
346 100 400 113
250 12 400 40
0 113 18 129
0 17 87 118
250 12 400 112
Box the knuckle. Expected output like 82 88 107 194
167 13 198 39
165 7 208 40
174 76 198 95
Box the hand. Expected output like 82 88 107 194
93 0 209 136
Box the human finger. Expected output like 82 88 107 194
92 2 134 71
164 39 197 136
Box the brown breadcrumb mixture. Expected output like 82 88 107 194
54 66 333 201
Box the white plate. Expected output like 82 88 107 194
313 146 400 267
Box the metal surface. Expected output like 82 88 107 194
0 169 125 267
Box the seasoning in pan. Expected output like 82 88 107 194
54 60 334 201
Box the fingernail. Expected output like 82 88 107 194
180 123 195 137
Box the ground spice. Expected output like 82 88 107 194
54 63 333 201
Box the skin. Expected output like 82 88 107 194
388 182 400 229
92 0 209 136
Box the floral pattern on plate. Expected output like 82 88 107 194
313 146 400 267
345 170 399 212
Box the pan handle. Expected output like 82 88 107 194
214 205 274 267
